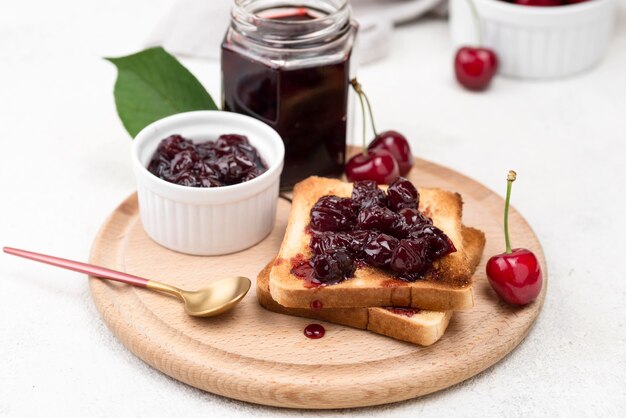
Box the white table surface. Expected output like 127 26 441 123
1 0 625 416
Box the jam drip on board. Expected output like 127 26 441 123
303 323 326 339
295 177 456 285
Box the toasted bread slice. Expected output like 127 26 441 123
460 226 486 273
270 176 474 310
258 226 485 346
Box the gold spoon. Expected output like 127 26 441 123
3 247 251 317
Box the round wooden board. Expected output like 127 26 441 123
89 158 546 409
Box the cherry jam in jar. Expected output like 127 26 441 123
222 0 358 188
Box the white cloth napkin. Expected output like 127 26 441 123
146 0 447 65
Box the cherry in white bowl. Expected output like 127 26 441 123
132 111 285 255
450 0 618 79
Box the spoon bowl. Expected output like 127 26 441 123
149 276 252 317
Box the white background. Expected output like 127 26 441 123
1 0 625 416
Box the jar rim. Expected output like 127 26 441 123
231 0 352 47
233 0 349 24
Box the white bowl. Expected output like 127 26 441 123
450 0 618 79
132 111 284 255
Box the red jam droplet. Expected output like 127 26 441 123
303 324 325 339
310 300 323 310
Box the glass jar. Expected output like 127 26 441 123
221 0 358 188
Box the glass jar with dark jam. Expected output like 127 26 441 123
222 0 358 188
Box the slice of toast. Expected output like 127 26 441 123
270 176 474 310
258 226 486 346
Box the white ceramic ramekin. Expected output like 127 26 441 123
132 111 284 255
450 0 618 79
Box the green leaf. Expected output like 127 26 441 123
106 47 218 138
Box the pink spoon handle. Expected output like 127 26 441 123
3 247 149 287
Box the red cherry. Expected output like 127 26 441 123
561 0 588 3
486 171 542 305
515 0 561 5
454 47 498 91
486 248 543 305
345 149 400 185
368 130 414 176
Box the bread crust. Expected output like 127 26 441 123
258 226 485 346
259 263 450 346
270 177 476 310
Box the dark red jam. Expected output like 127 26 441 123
290 254 323 289
257 7 324 21
221 8 351 188
301 177 456 284
385 307 421 317
147 134 267 187
303 323 326 339
310 300 323 310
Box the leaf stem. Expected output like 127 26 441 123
504 170 516 254
466 0 482 46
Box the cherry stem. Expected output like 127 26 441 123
504 170 516 254
361 92 378 137
354 82 368 154
350 79 378 139
361 90 378 136
465 0 482 46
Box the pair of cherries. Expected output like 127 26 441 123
345 80 414 185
